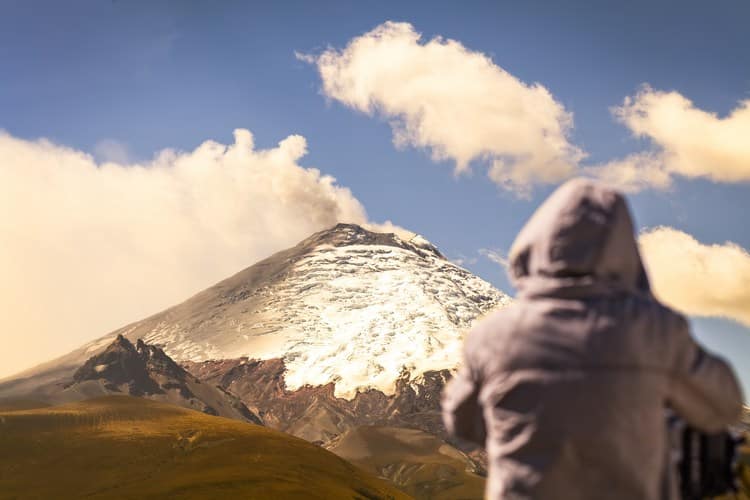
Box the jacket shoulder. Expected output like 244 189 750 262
626 294 690 338
463 306 521 366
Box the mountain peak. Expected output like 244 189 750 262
102 222 509 398
303 223 445 260
113 333 133 349
73 336 162 395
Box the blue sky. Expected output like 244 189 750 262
2 0 750 394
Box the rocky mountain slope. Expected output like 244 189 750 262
184 357 453 443
182 357 488 498
325 426 485 500
26 335 261 424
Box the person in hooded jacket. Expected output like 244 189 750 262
442 178 743 500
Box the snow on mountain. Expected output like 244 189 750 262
135 224 510 398
0 223 510 401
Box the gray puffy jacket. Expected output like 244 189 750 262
442 179 742 500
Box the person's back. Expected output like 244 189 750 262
442 179 742 500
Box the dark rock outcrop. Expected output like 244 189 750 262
73 335 168 396
66 336 262 424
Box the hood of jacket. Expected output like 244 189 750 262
509 178 651 298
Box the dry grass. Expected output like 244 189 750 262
0 398 50 412
326 426 485 500
0 396 410 500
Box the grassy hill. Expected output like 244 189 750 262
0 396 410 500
326 426 485 500
0 398 50 412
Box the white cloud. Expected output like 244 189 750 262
614 86 750 185
639 227 750 327
366 219 417 241
301 21 584 193
300 26 750 334
301 23 750 194
479 248 510 270
0 129 390 378
585 152 672 193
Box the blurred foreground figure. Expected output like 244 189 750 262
442 179 742 500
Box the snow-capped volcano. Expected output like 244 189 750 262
123 224 509 397
0 223 510 401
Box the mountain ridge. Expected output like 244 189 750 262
33 334 262 423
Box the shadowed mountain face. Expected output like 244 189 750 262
183 358 452 442
183 357 487 499
55 335 261 424
325 426 486 500
183 357 487 472
72 335 167 395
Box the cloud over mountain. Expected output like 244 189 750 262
301 21 584 194
639 227 750 327
0 129 385 378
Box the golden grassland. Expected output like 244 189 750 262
0 396 411 500
326 426 485 500
0 398 50 412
